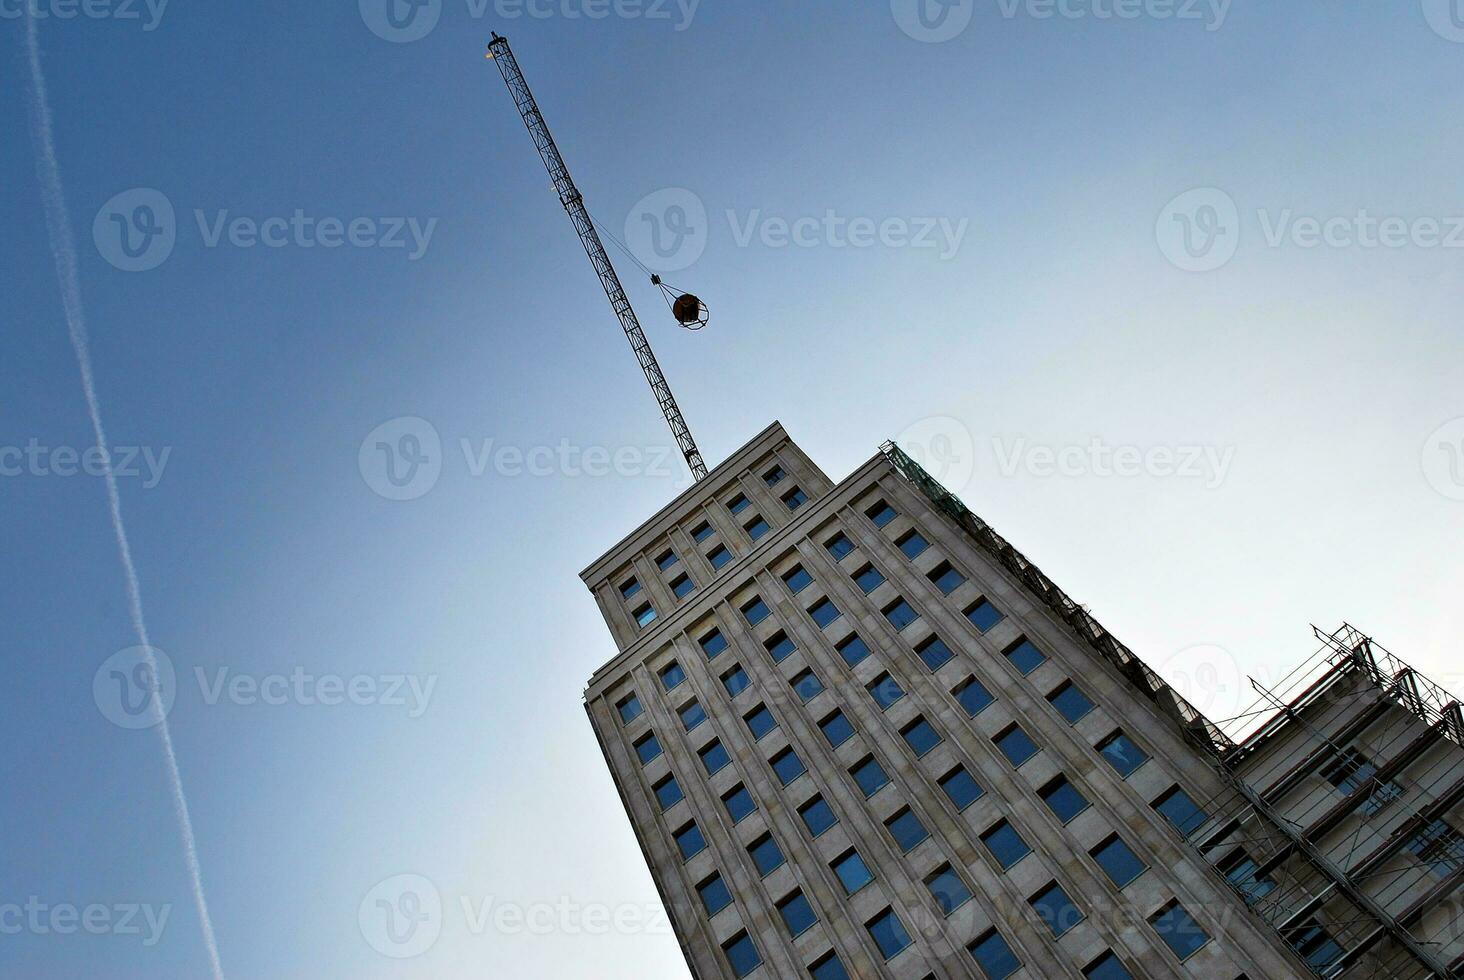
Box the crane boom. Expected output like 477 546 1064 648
487 33 709 482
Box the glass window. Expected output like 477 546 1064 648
741 596 771 625
968 929 1021 980
799 795 838 837
791 668 824 702
660 661 686 691
925 864 973 915
765 630 797 662
1322 747 1404 814
1097 731 1149 777
852 756 889 797
939 766 984 810
744 705 777 740
707 544 731 569
782 486 808 510
722 665 751 697
1150 901 1210 960
1084 951 1134 980
1040 776 1090 823
698 873 732 915
727 493 750 515
883 598 919 631
722 931 761 978
901 717 942 756
679 701 707 732
914 635 953 671
981 820 1031 869
866 501 897 527
1287 922 1346 974
763 464 787 485
1003 637 1046 674
825 532 854 560
1030 881 1083 938
1047 680 1095 723
819 710 855 747
670 573 694 599
809 951 848 980
700 628 728 658
744 516 770 541
928 561 965 595
1219 850 1276 902
722 784 756 823
867 672 905 710
691 520 714 542
854 564 885 593
620 577 642 600
965 598 1004 632
674 821 706 860
809 598 841 628
896 529 929 558
954 676 995 716
749 834 785 876
1154 785 1208 836
836 633 869 666
832 849 873 894
634 732 662 765
1091 835 1147 887
1405 819 1464 877
782 565 813 594
653 774 682 810
885 807 929 852
700 740 731 776
634 602 657 628
866 908 912 960
656 549 679 571
771 747 805 786
777 890 818 937
994 725 1039 767
616 693 643 724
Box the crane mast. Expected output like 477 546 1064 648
487 33 709 482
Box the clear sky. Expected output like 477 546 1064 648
4 1 1464 977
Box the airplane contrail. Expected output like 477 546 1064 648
22 15 226 980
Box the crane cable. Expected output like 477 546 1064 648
587 207 708 331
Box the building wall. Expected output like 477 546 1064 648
582 423 1314 980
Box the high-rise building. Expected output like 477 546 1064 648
581 422 1464 979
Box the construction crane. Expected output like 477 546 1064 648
486 33 709 482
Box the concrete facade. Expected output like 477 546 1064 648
581 423 1459 979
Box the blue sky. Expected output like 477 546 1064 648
4 1 1464 977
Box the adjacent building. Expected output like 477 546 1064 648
581 422 1464 979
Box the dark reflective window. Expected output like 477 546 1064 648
981 820 1031 869
939 767 984 810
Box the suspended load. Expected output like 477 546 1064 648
653 275 709 330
